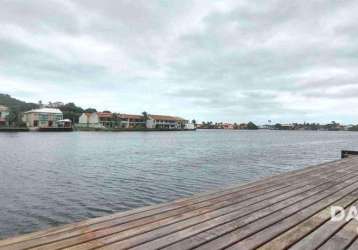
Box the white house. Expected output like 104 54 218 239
0 105 9 126
78 113 103 128
146 115 188 129
119 114 146 128
22 108 64 128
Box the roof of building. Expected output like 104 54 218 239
148 115 187 121
24 108 62 114
97 112 113 118
0 105 9 112
119 114 144 120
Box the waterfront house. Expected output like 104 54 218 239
0 105 9 126
97 111 116 128
280 124 295 130
119 114 146 128
146 115 188 129
22 108 64 128
223 123 234 129
78 112 102 128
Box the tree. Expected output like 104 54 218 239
84 108 97 113
274 123 282 130
233 123 239 130
191 119 196 125
59 103 84 123
142 111 149 128
349 125 358 131
247 121 258 130
0 94 39 126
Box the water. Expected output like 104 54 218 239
1 130 358 239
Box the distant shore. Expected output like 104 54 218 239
75 127 196 132
0 127 196 132
0 127 29 132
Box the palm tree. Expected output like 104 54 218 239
142 111 149 128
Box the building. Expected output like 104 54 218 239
223 123 234 129
184 123 196 130
22 108 64 128
119 114 145 128
78 112 102 128
280 124 295 130
0 105 9 126
146 115 188 129
97 111 116 128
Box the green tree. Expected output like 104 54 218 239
59 103 84 123
84 108 97 113
274 123 282 130
247 121 258 130
142 111 149 128
0 94 39 126
349 125 358 131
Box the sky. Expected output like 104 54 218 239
1 0 358 124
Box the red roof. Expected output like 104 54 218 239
97 112 113 118
149 115 186 121
119 114 144 120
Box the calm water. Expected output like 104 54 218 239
1 130 358 239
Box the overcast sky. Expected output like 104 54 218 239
1 0 358 124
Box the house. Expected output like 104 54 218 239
0 105 9 126
22 108 64 128
97 111 115 128
78 112 102 128
280 124 295 130
239 123 248 129
223 123 234 129
146 115 188 129
119 114 145 128
184 123 196 130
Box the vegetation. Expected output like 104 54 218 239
349 125 358 131
247 121 258 130
59 103 84 123
84 108 97 113
0 94 39 126
142 111 149 128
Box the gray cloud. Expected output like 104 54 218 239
1 0 358 123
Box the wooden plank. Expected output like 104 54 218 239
289 206 358 250
167 174 358 250
1 159 353 250
226 193 358 250
92 171 358 249
347 237 358 249
258 195 358 249
317 219 358 250
108 168 358 250
1 157 348 247
19 170 343 250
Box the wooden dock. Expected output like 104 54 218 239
2 151 358 249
